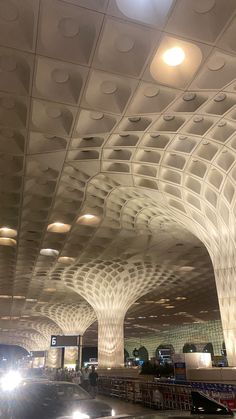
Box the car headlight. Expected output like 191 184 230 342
73 412 90 419
112 409 116 417
1 371 22 392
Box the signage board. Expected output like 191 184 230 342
30 351 45 358
50 335 80 348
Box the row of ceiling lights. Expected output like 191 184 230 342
0 214 100 264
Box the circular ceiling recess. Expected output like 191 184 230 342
115 35 135 53
193 115 204 123
58 18 79 38
144 86 160 98
214 93 227 102
1 128 14 138
207 56 226 71
90 111 104 120
101 81 117 95
0 1 19 22
163 115 175 121
52 69 70 84
183 92 196 101
1 97 15 109
0 56 17 72
193 0 216 14
46 107 62 119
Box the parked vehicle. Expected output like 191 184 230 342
0 380 113 419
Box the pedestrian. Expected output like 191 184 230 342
81 367 90 391
88 365 98 398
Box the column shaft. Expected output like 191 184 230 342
97 312 125 368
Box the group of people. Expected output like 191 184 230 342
54 366 98 398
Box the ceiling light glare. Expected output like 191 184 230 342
77 214 100 226
162 47 185 67
0 237 17 247
43 288 56 293
40 248 59 257
58 256 75 264
47 222 71 233
0 227 17 238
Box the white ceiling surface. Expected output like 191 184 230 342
0 0 236 347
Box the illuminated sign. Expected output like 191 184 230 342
50 335 80 347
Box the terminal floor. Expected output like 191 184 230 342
97 395 189 416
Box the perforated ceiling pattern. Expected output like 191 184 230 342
1 0 236 365
33 302 96 335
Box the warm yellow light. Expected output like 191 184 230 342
0 227 17 238
43 288 56 293
0 237 17 247
58 256 75 264
47 222 71 233
77 214 100 225
162 47 185 66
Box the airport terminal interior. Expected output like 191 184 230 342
1 0 236 374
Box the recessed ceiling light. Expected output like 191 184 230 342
175 296 187 300
162 47 185 67
13 296 25 300
26 298 37 302
58 256 75 264
165 305 175 309
40 248 59 257
156 298 170 304
0 237 17 247
179 266 195 272
47 222 71 233
0 227 17 238
43 288 56 293
77 214 100 226
0 295 12 299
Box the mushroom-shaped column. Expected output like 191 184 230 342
212 239 236 366
63 260 166 368
20 318 63 368
34 302 96 367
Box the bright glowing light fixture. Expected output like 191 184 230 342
0 227 17 237
77 214 100 226
47 222 71 233
40 248 59 257
162 47 185 66
0 237 16 247
58 256 75 264
1 371 22 391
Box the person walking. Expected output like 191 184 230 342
88 365 98 398
82 367 90 391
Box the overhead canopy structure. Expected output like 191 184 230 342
0 0 236 367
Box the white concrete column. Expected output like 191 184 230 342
97 311 125 368
64 347 78 368
214 266 236 366
45 348 62 368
